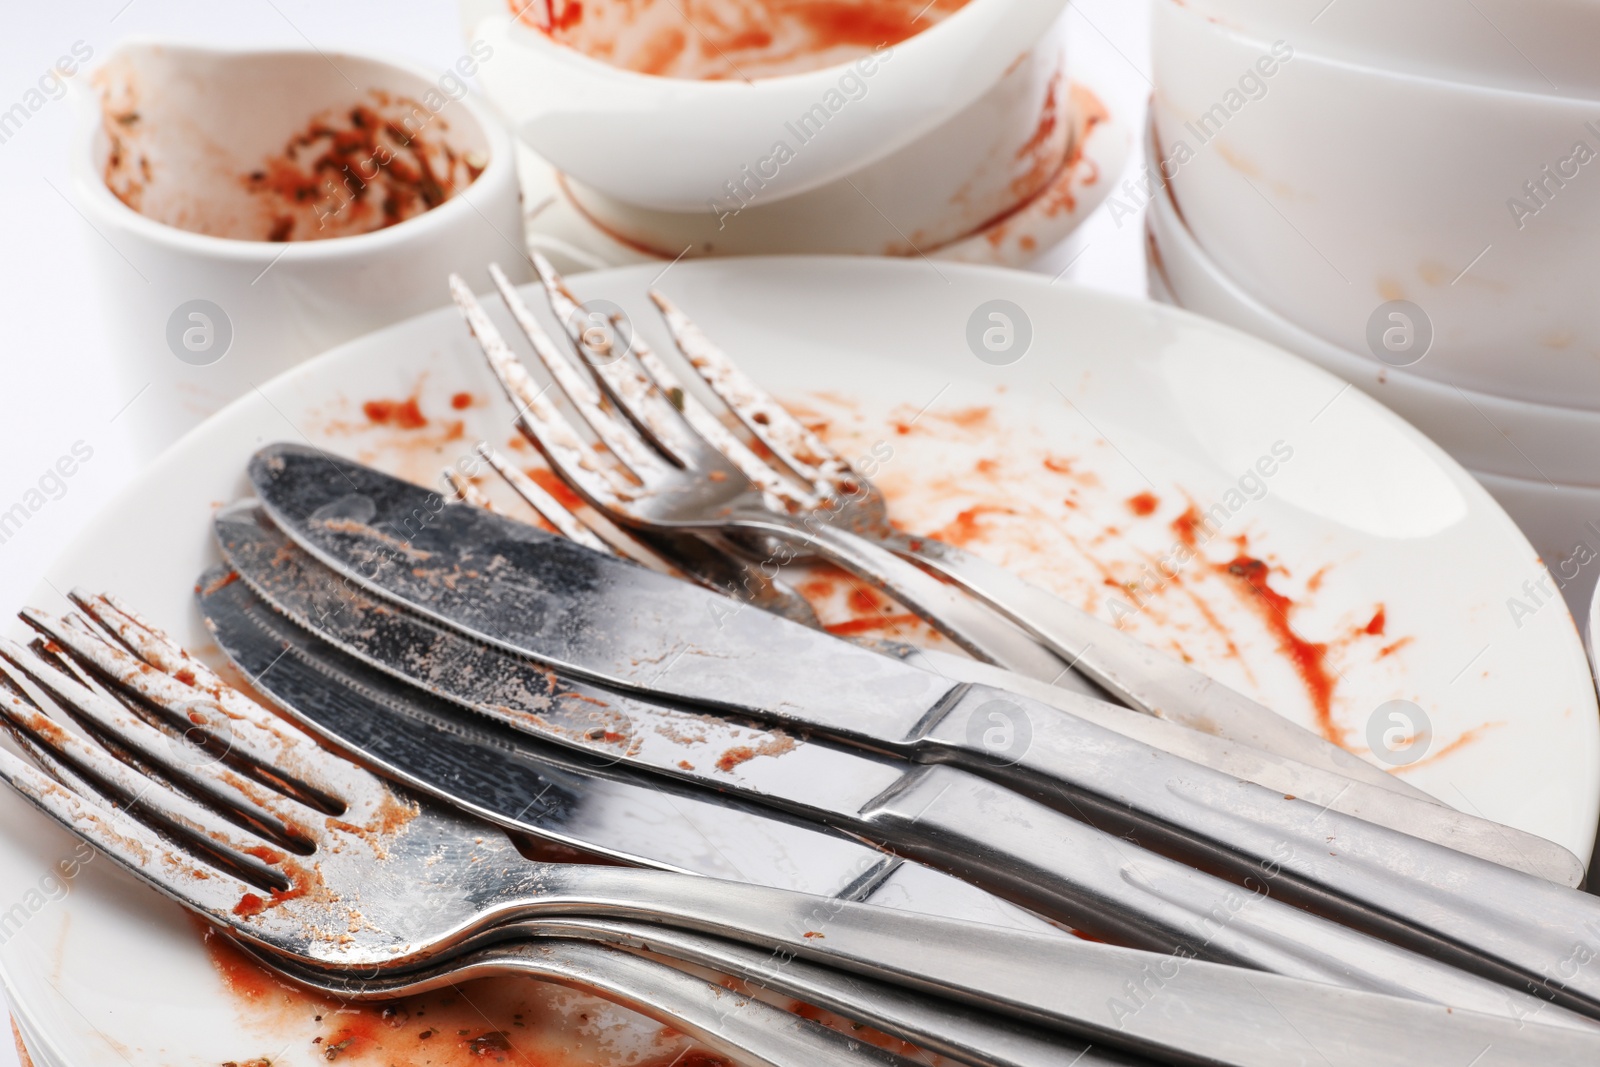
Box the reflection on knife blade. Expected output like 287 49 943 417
209 500 1596 1027
196 569 1055 935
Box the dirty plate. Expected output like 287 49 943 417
3 257 1596 1066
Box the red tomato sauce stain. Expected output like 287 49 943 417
1377 636 1415 659
1171 505 1204 548
521 466 586 511
1042 454 1076 475
1126 491 1159 517
1364 606 1386 636
1217 555 1341 745
1392 722 1506 773
450 391 475 410
927 504 1016 548
824 612 923 636
362 395 428 430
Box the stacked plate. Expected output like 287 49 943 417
1145 0 1600 616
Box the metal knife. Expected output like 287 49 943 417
204 503 1591 1028
247 443 1600 1018
182 574 1056 938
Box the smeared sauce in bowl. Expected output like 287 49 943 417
94 50 490 242
512 0 975 79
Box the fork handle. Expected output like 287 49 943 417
378 938 926 1067
876 531 1438 805
733 514 1077 684
537 852 1599 1054
488 920 1121 1067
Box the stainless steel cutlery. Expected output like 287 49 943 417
1 593 1589 1065
477 253 1433 809
246 440 1600 1021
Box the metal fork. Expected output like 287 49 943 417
517 256 1433 805
461 266 1081 688
0 663 923 1067
443 445 1580 884
461 262 1427 805
0 602 1336 1056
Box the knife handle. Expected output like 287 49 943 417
857 763 1579 1029
922 683 1600 1018
881 531 1436 804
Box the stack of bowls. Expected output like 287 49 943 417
1144 0 1600 615
457 0 1124 264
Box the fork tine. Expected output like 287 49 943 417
0 634 317 851
533 255 816 513
450 274 640 511
527 254 704 469
474 439 822 625
486 263 672 484
1 620 326 844
0 661 292 891
472 441 700 580
41 598 351 812
442 467 498 512
474 441 612 554
650 289 859 498
0 739 257 920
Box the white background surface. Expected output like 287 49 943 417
0 2 1152 1060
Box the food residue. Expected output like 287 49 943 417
99 78 486 242
514 0 976 79
1126 491 1159 517
1364 606 1386 636
1218 555 1340 745
362 396 429 430
200 923 743 1066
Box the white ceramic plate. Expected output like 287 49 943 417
4 258 1597 1066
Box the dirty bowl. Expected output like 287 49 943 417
73 40 528 460
461 0 1070 211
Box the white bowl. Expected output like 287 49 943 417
560 18 1076 257
1180 0 1600 98
1150 0 1600 408
462 0 1069 211
72 41 529 461
516 77 1128 271
1144 151 1600 489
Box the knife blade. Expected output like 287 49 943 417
190 569 1055 936
206 501 1590 1028
248 443 1600 1018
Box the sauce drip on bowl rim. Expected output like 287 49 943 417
512 0 975 80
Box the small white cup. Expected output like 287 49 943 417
1151 0 1600 408
74 40 529 460
461 0 1070 212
